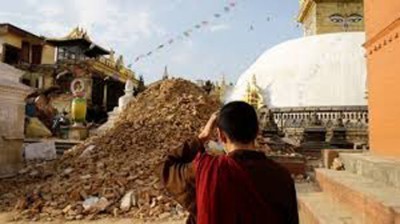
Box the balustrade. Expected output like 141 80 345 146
270 106 368 147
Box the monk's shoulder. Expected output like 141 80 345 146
263 156 293 181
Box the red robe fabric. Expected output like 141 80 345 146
194 152 285 224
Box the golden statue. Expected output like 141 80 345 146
244 74 264 109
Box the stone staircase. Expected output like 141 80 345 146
298 152 400 224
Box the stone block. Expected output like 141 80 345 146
322 149 362 169
340 152 400 188
298 192 362 224
316 168 400 224
0 138 23 178
69 126 89 140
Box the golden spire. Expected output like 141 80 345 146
67 26 90 40
243 74 264 109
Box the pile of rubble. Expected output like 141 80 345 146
0 79 220 222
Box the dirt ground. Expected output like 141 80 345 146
0 213 185 224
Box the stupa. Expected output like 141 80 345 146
230 0 366 108
95 79 135 134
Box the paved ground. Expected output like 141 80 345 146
0 213 185 224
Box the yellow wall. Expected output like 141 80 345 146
0 33 55 64
3 33 22 48
41 44 56 64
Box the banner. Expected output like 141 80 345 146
132 1 239 64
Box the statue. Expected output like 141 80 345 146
118 79 135 112
308 111 323 126
258 106 279 137
109 49 116 62
69 78 89 140
334 114 345 128
70 78 87 126
116 55 124 70
244 74 264 109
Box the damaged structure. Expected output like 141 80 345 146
0 62 31 178
0 23 138 141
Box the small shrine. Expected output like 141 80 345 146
300 111 331 153
329 113 353 148
258 105 279 137
96 79 135 135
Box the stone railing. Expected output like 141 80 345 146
270 106 368 147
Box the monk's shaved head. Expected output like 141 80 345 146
217 101 259 144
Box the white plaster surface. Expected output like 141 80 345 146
229 32 367 107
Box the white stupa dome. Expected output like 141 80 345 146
229 32 367 107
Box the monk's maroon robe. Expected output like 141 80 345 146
161 138 298 224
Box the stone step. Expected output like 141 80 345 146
298 192 363 224
315 168 400 224
340 152 400 188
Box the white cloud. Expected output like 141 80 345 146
209 24 230 32
2 0 162 52
37 4 62 17
37 21 69 37
170 40 194 65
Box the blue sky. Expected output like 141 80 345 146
0 0 302 83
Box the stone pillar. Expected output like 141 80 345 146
0 62 31 178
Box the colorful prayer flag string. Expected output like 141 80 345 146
132 1 239 64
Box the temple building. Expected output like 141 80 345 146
45 27 138 112
0 23 56 88
0 24 138 115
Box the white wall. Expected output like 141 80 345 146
229 32 367 108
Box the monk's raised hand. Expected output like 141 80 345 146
198 111 219 143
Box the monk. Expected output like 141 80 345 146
162 101 298 224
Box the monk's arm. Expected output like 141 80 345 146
160 137 205 214
166 137 204 163
287 180 299 224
